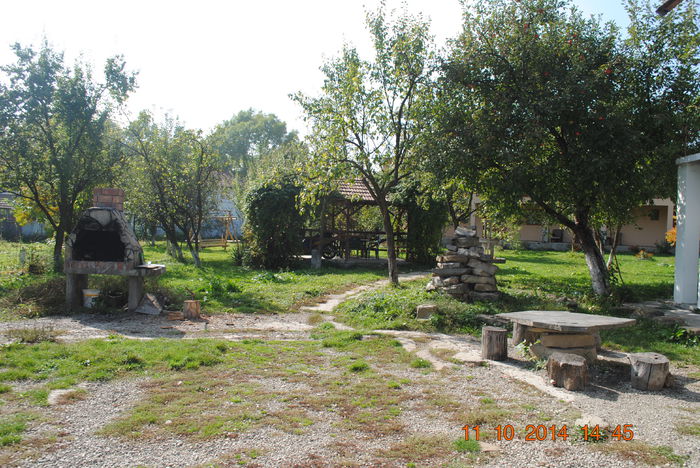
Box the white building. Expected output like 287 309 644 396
674 153 700 307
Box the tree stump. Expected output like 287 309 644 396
481 326 507 361
629 352 670 391
183 300 201 320
547 352 588 391
512 323 539 345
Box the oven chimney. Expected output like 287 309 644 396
93 188 125 211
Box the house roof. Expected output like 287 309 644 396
337 180 375 202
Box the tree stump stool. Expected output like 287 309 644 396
481 326 507 361
547 352 588 391
183 300 201 320
629 352 670 391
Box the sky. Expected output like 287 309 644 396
0 0 632 135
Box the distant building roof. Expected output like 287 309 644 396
337 180 375 202
0 193 15 210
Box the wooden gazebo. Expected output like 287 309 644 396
306 180 406 261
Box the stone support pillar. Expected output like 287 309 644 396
66 273 88 311
128 276 144 312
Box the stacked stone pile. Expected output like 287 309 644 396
426 227 500 302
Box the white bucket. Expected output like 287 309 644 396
82 289 100 308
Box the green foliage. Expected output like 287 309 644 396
392 180 447 265
209 109 300 209
244 179 304 269
6 325 58 343
0 41 136 271
435 0 699 295
294 6 435 284
311 326 364 349
123 112 225 267
229 241 247 266
348 360 369 372
335 280 484 334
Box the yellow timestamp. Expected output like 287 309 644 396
462 424 635 442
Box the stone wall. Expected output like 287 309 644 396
426 227 500 302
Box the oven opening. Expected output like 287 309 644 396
72 230 126 262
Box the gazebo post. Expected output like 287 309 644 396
344 202 351 260
674 153 700 307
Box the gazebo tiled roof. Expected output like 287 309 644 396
337 180 375 203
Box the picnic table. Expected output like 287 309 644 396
496 310 636 362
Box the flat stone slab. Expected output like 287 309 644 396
432 268 469 277
496 310 635 333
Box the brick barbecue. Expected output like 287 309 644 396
65 188 165 312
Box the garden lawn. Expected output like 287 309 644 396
496 249 675 301
335 249 698 366
0 241 393 318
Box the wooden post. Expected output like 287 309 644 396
183 300 201 320
481 326 507 360
629 352 670 391
547 352 588 391
512 323 539 345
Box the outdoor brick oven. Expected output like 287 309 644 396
65 188 165 312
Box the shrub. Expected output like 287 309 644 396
244 179 305 269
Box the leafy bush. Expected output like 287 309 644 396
392 181 446 265
654 240 673 255
244 179 305 269
230 241 248 266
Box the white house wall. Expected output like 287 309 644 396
674 153 700 306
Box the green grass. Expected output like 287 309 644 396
0 414 33 447
601 319 700 366
335 248 698 365
0 337 231 386
0 240 394 317
0 328 417 443
497 249 674 301
97 329 413 439
142 243 392 313
453 438 481 453
595 441 690 466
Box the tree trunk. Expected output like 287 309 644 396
606 225 622 270
165 229 184 261
379 201 399 285
188 242 202 268
53 228 65 273
575 225 611 296
149 223 157 247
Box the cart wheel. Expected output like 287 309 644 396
322 242 339 260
